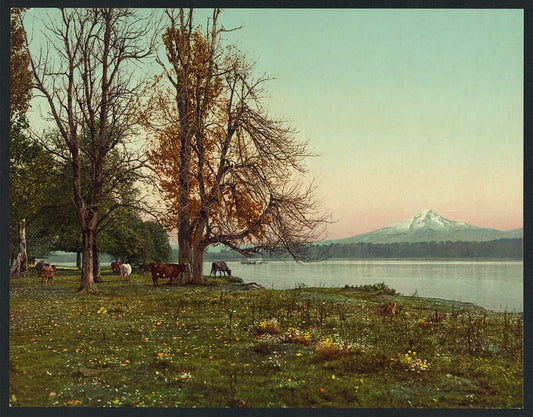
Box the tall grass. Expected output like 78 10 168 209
9 271 522 408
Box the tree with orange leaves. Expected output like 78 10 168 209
141 9 327 283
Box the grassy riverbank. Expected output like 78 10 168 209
9 269 523 408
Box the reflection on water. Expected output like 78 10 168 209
206 260 523 312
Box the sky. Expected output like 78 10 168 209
24 8 523 240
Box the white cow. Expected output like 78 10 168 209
119 263 132 281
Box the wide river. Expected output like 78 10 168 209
205 260 523 312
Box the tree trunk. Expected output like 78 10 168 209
177 232 192 265
186 221 206 284
170 232 192 285
79 228 98 293
10 218 28 279
175 229 193 283
93 239 102 283
173 45 194 284
76 251 81 269
190 245 205 284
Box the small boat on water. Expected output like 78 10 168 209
241 258 265 265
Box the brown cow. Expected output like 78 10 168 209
41 265 57 286
149 263 189 286
111 261 123 274
377 301 397 319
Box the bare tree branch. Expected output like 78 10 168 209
26 8 161 291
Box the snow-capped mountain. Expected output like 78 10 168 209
320 209 523 244
377 209 471 233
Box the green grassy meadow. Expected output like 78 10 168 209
9 268 523 408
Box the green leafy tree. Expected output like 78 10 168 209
10 8 32 120
99 213 171 265
10 119 56 277
144 221 173 262
39 128 156 278
10 8 35 277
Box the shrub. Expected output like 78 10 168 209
205 275 244 286
250 318 281 336
281 327 313 345
315 336 353 360
349 282 397 295
396 350 430 373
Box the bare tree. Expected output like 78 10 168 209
143 9 328 283
27 8 158 292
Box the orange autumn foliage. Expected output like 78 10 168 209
140 14 269 244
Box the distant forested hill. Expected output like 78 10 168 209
205 238 523 261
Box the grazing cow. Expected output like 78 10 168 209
209 261 231 277
148 263 189 287
41 265 57 286
138 263 152 273
378 301 397 318
119 263 132 281
111 261 123 274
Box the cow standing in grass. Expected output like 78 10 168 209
148 263 190 286
209 261 231 277
41 265 57 286
111 261 123 274
119 263 132 281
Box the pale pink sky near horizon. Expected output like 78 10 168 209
325 207 522 241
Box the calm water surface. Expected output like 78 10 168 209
45 252 522 312
206 260 523 312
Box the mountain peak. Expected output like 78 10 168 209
419 208 436 215
392 209 468 233
319 209 523 245
413 209 451 228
